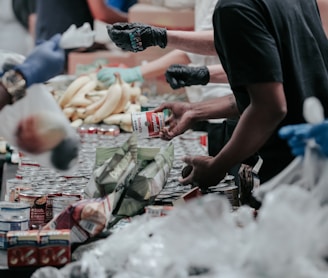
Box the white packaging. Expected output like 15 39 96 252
0 84 80 174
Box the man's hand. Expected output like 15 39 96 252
153 102 194 140
179 155 226 190
165 64 210 89
15 34 65 87
107 23 167 52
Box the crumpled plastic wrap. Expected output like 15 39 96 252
32 186 328 277
0 84 80 173
59 23 95 49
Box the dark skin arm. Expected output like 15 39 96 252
158 82 287 188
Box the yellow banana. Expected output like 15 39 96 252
112 73 130 114
92 73 123 123
58 75 91 108
66 80 97 107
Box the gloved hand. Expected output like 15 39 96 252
165 64 210 89
14 34 65 87
279 121 328 157
97 66 144 87
279 124 312 156
106 23 167 52
307 121 328 156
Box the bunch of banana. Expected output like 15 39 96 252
55 72 147 130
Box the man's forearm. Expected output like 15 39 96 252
190 94 239 121
167 30 217 56
140 49 191 79
208 64 229 83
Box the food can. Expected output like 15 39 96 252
52 196 80 218
6 179 32 202
131 110 169 138
97 125 120 136
0 201 30 220
0 215 29 232
18 190 48 229
35 189 62 223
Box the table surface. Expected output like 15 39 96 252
0 131 209 275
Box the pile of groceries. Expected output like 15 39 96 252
0 113 241 272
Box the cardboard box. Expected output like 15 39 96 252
128 3 194 31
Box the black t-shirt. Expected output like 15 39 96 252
212 0 328 181
35 0 94 43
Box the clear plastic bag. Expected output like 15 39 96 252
0 84 80 173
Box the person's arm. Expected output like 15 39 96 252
179 82 287 188
207 64 229 83
97 49 191 86
164 63 229 89
86 0 128 23
153 93 239 140
106 23 217 55
165 30 216 56
140 49 191 79
211 82 287 177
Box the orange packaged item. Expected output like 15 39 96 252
39 229 71 266
7 230 39 268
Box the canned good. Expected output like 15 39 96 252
19 190 48 228
52 196 80 218
97 125 120 136
6 179 31 202
131 110 169 138
0 215 29 232
0 201 30 220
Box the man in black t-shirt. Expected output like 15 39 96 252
100 0 328 188
211 0 328 182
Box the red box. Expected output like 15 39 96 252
39 229 71 266
7 230 39 268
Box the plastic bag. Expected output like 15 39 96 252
0 84 80 173
59 23 95 49
254 140 328 205
254 96 328 204
0 49 25 73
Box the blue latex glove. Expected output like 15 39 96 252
97 66 144 87
14 34 65 87
279 123 312 156
307 121 328 156
279 121 328 157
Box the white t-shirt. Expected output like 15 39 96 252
185 0 232 106
0 1 33 56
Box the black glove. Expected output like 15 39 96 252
165 64 210 89
107 23 167 52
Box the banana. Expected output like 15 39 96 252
71 118 83 128
76 107 87 119
103 113 124 125
129 82 142 104
84 94 107 116
112 73 130 114
58 75 91 108
92 73 123 123
120 121 133 133
124 103 141 114
63 107 76 119
66 79 97 107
